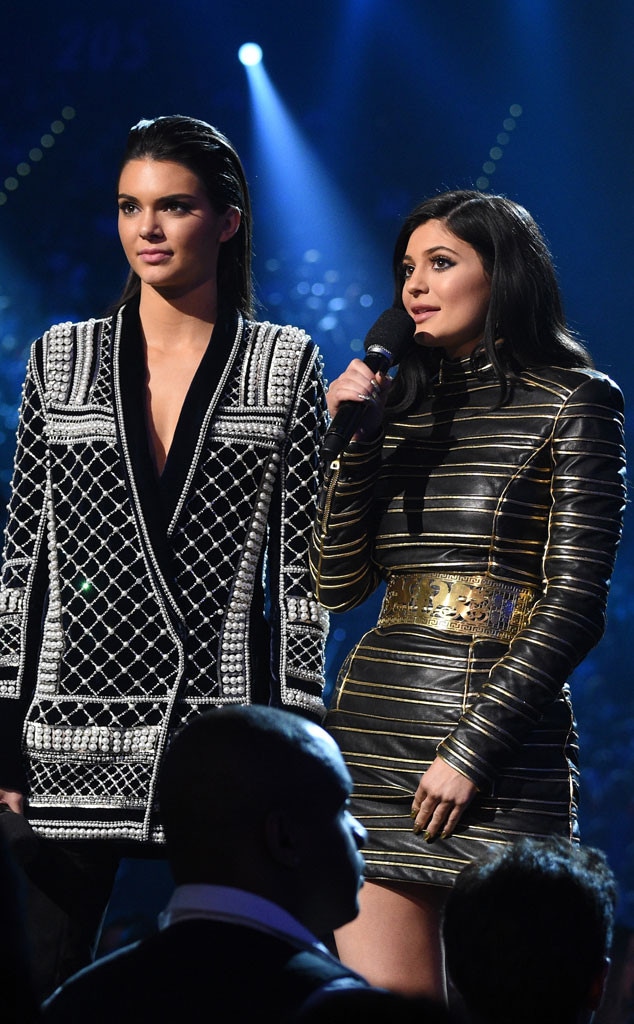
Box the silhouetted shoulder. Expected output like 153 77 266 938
293 985 459 1024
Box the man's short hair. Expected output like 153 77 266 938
442 836 618 1024
157 705 349 879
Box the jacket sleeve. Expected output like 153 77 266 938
268 335 331 722
0 343 49 789
309 432 386 612
438 373 627 789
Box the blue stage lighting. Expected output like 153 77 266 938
238 43 263 67
241 57 391 379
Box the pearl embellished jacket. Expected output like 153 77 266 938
0 302 329 842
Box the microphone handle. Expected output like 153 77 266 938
320 347 392 464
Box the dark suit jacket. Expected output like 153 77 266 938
40 919 370 1023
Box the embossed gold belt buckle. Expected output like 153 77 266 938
378 571 537 641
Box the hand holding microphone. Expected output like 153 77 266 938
320 307 414 465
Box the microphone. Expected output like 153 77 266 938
320 307 414 465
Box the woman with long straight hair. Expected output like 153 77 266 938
0 114 329 998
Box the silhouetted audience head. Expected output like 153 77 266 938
158 704 367 937
40 706 369 1023
442 836 617 1024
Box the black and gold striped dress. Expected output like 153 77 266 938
310 354 626 887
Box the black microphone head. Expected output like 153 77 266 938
364 307 414 367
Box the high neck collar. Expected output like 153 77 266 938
437 346 495 384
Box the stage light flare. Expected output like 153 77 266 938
238 43 263 67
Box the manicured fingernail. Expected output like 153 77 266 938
410 808 418 819
423 830 435 844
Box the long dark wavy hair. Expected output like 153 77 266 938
388 190 594 412
113 114 254 318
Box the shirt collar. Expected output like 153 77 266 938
158 883 327 952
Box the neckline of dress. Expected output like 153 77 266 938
437 348 495 384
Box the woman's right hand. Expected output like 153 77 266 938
326 359 392 441
0 788 24 814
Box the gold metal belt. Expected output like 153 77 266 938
378 571 538 642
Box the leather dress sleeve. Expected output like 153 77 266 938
438 373 627 789
309 432 386 612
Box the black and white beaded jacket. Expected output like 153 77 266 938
0 302 329 842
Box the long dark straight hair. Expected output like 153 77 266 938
388 190 593 412
114 114 254 318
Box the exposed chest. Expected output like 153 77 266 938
145 345 208 474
